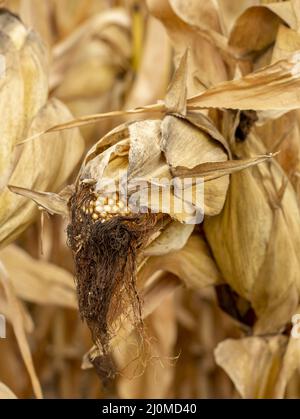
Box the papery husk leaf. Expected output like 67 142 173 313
161 115 228 169
205 134 300 333
146 0 228 95
128 120 165 180
0 32 24 189
168 0 234 70
0 10 27 49
165 49 188 115
161 115 229 216
215 336 288 399
292 0 300 30
228 5 292 56
20 103 165 141
228 0 300 51
140 235 222 290
144 221 194 256
81 139 129 189
256 25 300 123
19 29 48 131
255 25 300 189
253 206 299 334
173 154 275 181
217 0 260 36
170 0 222 32
188 52 300 111
274 314 300 398
0 98 84 248
271 25 300 64
185 111 231 156
0 11 48 190
256 109 300 191
262 1 298 29
8 186 69 216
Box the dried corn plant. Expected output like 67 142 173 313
1 0 300 400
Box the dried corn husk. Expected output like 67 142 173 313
255 25 300 198
0 10 48 190
0 99 84 247
215 305 300 399
215 335 288 398
202 9 300 335
147 0 229 94
0 11 84 247
205 132 300 333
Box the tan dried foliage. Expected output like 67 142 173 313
1 0 300 400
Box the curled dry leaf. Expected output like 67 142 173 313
215 336 288 399
146 0 229 94
0 10 84 247
143 222 194 256
0 98 84 248
164 49 188 115
0 245 76 308
24 49 300 138
255 25 300 196
161 115 229 216
188 51 300 111
274 313 300 398
205 133 300 333
140 235 223 290
216 310 300 400
228 2 296 57
217 0 260 36
8 186 69 216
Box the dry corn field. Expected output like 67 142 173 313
2 0 300 401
